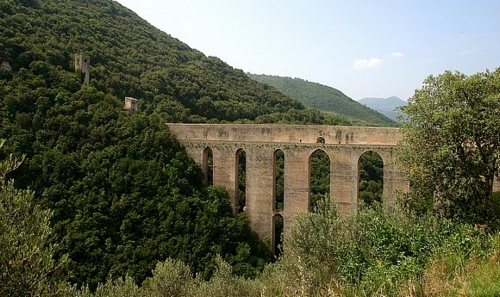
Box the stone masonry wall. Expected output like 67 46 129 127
167 124 407 247
166 123 402 145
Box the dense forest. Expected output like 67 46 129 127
1 0 500 296
0 0 350 126
0 0 354 289
0 0 391 290
248 73 398 127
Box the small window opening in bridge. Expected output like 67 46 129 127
316 137 325 144
273 214 284 257
236 149 246 213
358 151 384 207
309 149 330 211
203 147 213 185
274 149 285 212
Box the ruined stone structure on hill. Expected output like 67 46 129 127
74 54 90 86
124 97 138 114
167 123 408 250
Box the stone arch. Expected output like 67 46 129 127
167 123 407 242
309 148 331 210
272 213 284 257
274 149 285 212
236 148 246 213
357 150 384 205
202 147 213 185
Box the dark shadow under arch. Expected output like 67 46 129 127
274 149 284 212
202 147 213 185
236 148 246 213
273 214 283 257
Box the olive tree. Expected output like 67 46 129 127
0 140 66 296
397 69 500 224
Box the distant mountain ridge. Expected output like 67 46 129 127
358 97 407 121
248 74 398 127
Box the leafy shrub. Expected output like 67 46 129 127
274 199 495 296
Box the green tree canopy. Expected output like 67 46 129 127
248 74 398 127
397 69 500 224
0 140 66 296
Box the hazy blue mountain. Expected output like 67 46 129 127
358 96 407 121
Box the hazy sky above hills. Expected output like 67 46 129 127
115 0 500 101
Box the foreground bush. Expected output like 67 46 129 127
267 201 493 296
422 232 500 296
0 140 67 297
4 173 497 297
62 200 500 297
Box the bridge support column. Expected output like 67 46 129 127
212 146 238 211
494 176 500 193
245 147 275 242
329 149 358 213
380 150 409 203
383 165 409 203
282 149 310 235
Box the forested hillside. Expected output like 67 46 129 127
2 1 499 295
0 0 354 289
248 74 398 127
0 0 348 125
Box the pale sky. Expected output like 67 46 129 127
114 0 500 101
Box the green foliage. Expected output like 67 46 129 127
281 200 343 296
463 233 500 296
69 256 270 297
420 232 500 296
309 150 330 208
274 150 284 211
52 202 499 297
398 69 500 224
6 1 498 296
236 150 246 212
0 0 352 290
1 56 273 291
271 200 494 296
0 140 66 297
0 0 337 125
142 259 199 296
487 192 500 232
358 151 383 205
249 74 398 127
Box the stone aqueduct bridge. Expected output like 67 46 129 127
166 123 408 244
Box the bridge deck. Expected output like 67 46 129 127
166 123 401 145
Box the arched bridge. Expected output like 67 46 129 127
166 123 408 247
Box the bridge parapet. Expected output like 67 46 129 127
166 123 402 145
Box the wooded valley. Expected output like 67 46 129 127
1 0 500 296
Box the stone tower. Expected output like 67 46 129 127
74 54 90 86
124 97 139 114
